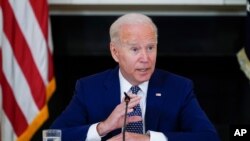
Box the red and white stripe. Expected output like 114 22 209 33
0 0 55 140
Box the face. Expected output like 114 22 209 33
110 23 157 85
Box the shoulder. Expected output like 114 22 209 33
76 67 117 87
151 69 195 100
153 69 193 87
155 69 192 81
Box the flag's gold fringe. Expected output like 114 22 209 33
17 77 56 141
18 105 49 141
46 78 56 101
237 48 250 80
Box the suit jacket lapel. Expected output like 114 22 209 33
103 66 121 111
103 66 122 136
145 70 167 131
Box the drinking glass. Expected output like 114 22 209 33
42 129 61 141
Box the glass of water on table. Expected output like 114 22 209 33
43 129 61 141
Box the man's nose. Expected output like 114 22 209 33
140 49 149 62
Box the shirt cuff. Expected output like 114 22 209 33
86 123 102 141
147 130 168 141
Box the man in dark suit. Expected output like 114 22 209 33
51 13 220 141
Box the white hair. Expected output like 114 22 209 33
109 13 158 43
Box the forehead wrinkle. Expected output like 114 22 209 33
120 34 157 46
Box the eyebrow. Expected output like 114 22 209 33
126 42 157 46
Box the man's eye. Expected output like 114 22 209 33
147 46 155 51
131 47 138 52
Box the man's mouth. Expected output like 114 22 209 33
137 68 149 72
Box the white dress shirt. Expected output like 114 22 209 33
86 69 167 141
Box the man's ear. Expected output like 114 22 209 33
110 42 119 63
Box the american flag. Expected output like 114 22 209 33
0 0 56 140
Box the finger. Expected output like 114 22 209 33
127 93 137 98
114 102 126 115
113 102 135 118
116 96 141 117
128 97 141 109
119 97 140 112
127 108 134 113
122 93 139 102
109 102 129 121
129 95 141 102
127 116 142 124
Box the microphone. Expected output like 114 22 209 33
123 92 130 141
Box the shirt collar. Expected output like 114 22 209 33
119 69 148 93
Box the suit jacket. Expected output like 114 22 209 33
51 67 220 141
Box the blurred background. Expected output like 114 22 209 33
18 0 249 140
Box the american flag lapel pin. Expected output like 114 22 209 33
155 93 161 96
